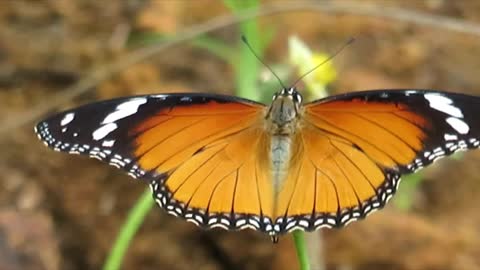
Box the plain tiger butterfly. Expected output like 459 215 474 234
35 88 480 242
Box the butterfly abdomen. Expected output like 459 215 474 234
270 135 292 192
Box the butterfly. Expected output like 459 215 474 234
35 88 480 242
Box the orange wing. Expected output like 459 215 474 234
273 90 480 233
35 94 277 232
141 106 274 231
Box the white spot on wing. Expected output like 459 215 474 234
299 220 309 228
444 134 458 141
151 94 167 100
446 117 470 134
405 90 418 96
102 139 115 147
61 113 75 126
92 123 118 140
425 93 463 118
102 98 147 124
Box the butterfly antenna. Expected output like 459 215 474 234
241 35 287 89
291 37 355 87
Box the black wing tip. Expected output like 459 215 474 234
307 89 480 105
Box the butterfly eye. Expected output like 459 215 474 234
294 93 303 104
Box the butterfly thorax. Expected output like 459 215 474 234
266 87 303 135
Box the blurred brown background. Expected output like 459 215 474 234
1 1 480 270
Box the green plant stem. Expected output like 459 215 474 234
102 188 154 270
225 3 311 270
392 172 424 211
235 17 261 101
293 231 311 270
224 0 262 101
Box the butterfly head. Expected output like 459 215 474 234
275 87 303 102
267 87 303 135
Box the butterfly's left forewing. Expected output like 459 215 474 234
35 93 276 232
275 90 480 233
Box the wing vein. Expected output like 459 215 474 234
184 159 222 209
151 125 253 173
327 139 379 192
129 116 174 138
171 145 226 195
332 156 363 206
305 114 399 162
309 158 341 214
391 111 426 130
206 170 237 215
231 169 240 215
353 112 419 152
137 117 208 157
312 165 317 216
283 159 304 218
254 159 264 216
